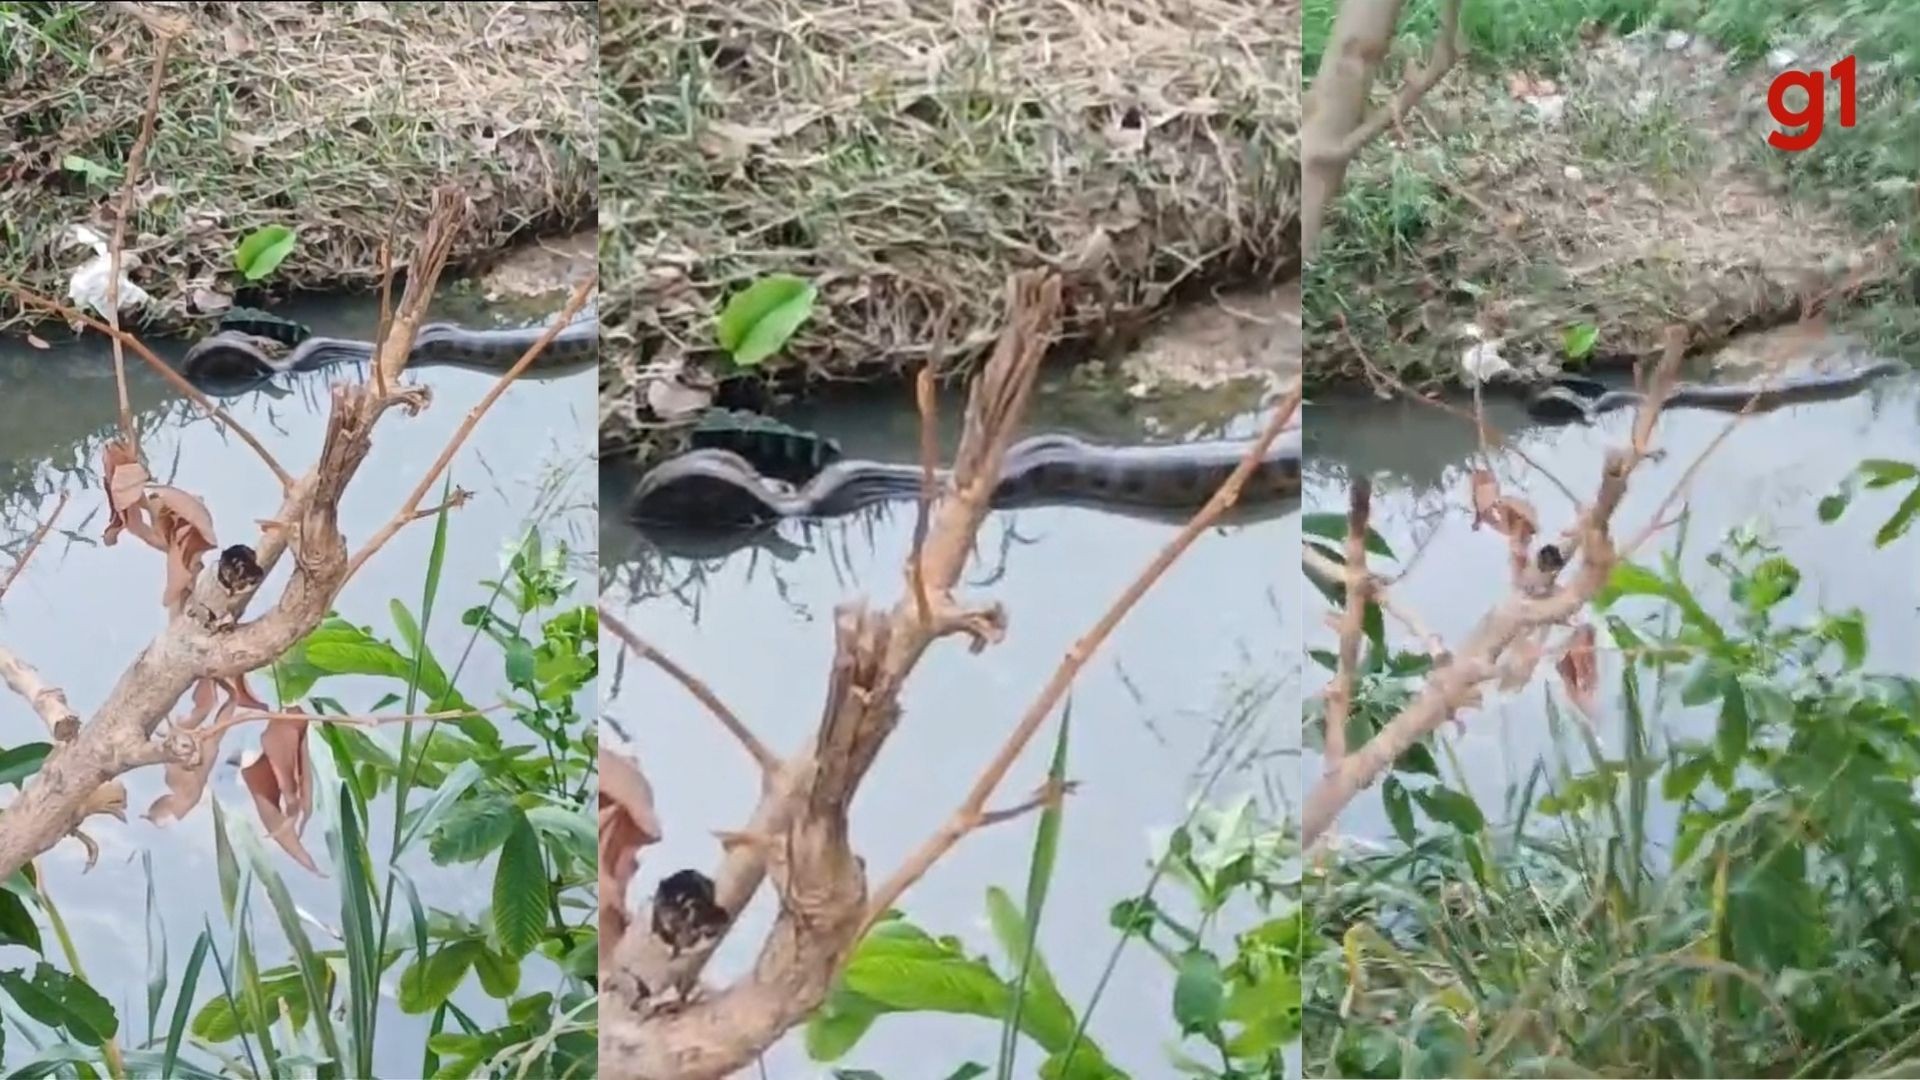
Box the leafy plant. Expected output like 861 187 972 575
1561 321 1599 363
1818 457 1919 547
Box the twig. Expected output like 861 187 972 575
345 271 596 581
862 385 1302 928
191 704 489 743
1322 479 1372 772
600 605 778 774
103 34 172 460
908 361 939 627
0 283 292 486
1303 544 1445 656
0 492 66 604
1324 0 1465 163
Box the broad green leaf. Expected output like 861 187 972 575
1413 786 1485 834
0 963 118 1046
474 947 522 999
983 888 1077 1051
1716 680 1750 768
0 887 41 953
492 810 548 959
714 274 818 367
0 743 49 787
396 759 486 857
163 932 210 1074
398 940 484 1014
804 986 887 1061
233 225 297 281
429 793 519 864
1171 949 1225 1036
1300 515 1396 559
526 804 597 869
1857 459 1919 487
1875 484 1920 547
1562 322 1599 361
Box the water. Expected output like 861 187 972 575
600 390 1299 1077
1302 363 1920 842
0 294 594 1075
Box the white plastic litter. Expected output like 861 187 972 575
63 223 150 321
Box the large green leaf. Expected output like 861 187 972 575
430 793 520 864
233 225 296 281
0 743 49 787
398 940 484 1014
984 888 1078 1051
0 963 118 1046
1171 949 1225 1036
492 810 548 959
713 274 818 367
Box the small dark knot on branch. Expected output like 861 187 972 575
217 544 264 594
652 869 730 958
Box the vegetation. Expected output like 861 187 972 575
1305 460 1920 1077
1301 0 1920 383
0 521 597 1078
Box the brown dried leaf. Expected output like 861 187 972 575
149 485 217 612
599 749 660 966
102 441 149 547
82 780 128 822
1556 623 1601 722
148 677 230 824
242 712 318 874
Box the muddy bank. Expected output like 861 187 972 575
0 2 596 336
1303 25 1905 388
598 0 1300 455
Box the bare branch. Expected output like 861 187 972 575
0 647 81 743
1322 479 1372 772
105 32 173 457
0 491 66 605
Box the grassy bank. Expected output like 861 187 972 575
1303 0 1919 386
598 0 1300 457
0 2 596 336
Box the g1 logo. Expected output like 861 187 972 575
1768 55 1857 152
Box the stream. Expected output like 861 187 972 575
0 292 594 1075
1302 354 1920 844
600 384 1298 1077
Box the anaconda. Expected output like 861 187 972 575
180 301 598 394
628 427 1303 535
1525 361 1907 423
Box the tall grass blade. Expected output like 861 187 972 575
995 701 1072 1080
163 930 212 1076
227 806 344 1070
142 851 167 1040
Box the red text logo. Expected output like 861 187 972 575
1768 55 1857 152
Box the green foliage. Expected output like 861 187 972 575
1308 507 1920 1078
232 225 297 282
1819 458 1920 548
1561 321 1599 362
714 273 818 367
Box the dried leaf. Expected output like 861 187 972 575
102 441 148 546
148 677 229 824
599 749 660 966
1556 623 1600 721
1491 496 1539 546
149 485 217 612
242 711 318 874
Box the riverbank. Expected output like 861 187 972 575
599 0 1300 458
1302 0 1919 388
0 2 595 336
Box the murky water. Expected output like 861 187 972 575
0 294 594 1075
600 389 1298 1076
1302 363 1920 842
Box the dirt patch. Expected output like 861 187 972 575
1304 27 1900 388
599 0 1300 457
0 2 596 336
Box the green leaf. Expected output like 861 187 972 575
228 810 342 1065
1412 786 1485 835
997 705 1074 1077
1300 515 1396 559
1171 949 1225 1036
1857 459 1919 487
474 948 521 999
1875 484 1920 547
1716 680 1750 768
61 154 118 185
429 793 520 864
396 759 487 857
1817 480 1854 523
1821 612 1869 669
398 940 483 1014
983 888 1078 1052
0 743 49 787
233 225 297 281
504 637 537 688
1562 322 1599 361
804 987 885 1061
491 810 548 959
163 932 211 1075
713 274 818 367
1382 776 1416 847
0 887 41 953
0 963 118 1046
946 1066 990 1080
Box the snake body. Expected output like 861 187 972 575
180 302 598 392
1525 361 1907 422
629 427 1303 533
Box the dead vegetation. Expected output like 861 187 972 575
0 1 596 337
0 28 593 905
1303 6 1898 386
599 0 1301 460
598 270 1302 1078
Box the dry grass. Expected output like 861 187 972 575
1303 27 1897 386
599 0 1301 457
0 1 595 335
